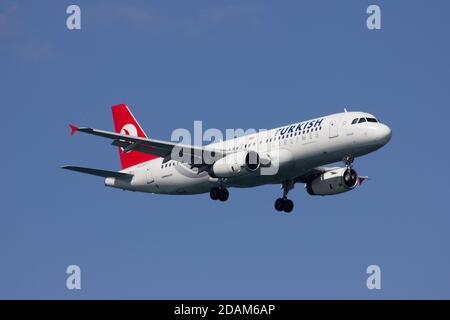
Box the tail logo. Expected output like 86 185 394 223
119 124 138 152
120 123 138 137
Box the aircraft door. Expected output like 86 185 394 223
146 169 159 189
329 119 339 138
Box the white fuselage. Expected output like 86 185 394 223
105 111 391 195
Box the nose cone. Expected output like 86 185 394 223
377 124 392 146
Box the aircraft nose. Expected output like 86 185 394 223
377 124 392 145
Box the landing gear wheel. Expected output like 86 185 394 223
210 188 219 200
274 180 295 213
218 188 229 202
283 199 294 213
274 198 294 213
275 198 285 211
210 187 229 201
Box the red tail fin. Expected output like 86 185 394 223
112 104 158 169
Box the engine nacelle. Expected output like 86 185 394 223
211 150 260 178
306 168 359 196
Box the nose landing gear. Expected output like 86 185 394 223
343 155 354 170
274 180 295 213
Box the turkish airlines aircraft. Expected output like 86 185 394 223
63 104 391 212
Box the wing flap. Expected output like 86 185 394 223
111 139 170 158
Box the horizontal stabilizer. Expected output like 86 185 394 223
61 165 133 178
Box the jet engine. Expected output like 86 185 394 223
306 168 359 196
211 150 260 178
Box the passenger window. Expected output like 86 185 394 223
358 118 366 123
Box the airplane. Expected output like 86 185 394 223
63 104 392 213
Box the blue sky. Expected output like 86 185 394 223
1 0 449 299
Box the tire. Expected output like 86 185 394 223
283 199 294 213
275 198 285 211
210 188 219 200
219 188 229 202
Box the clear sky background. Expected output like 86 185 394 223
1 0 449 299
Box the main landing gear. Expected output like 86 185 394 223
210 187 229 202
274 180 294 213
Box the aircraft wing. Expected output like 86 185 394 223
294 166 369 184
61 165 133 178
294 166 340 183
70 125 225 166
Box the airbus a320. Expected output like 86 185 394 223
63 104 392 213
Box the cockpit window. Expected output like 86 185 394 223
352 117 379 124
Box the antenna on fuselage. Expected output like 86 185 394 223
344 107 348 112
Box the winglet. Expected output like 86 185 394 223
358 176 370 185
69 124 78 136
